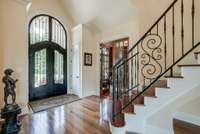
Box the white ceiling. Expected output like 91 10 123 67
62 0 138 32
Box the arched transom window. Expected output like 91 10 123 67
29 15 66 48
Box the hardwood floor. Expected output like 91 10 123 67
0 96 111 134
173 118 200 134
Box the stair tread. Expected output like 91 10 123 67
194 51 200 55
123 95 135 114
178 64 200 67
143 94 157 98
151 80 168 88
134 103 145 106
132 91 145 105
123 111 136 115
126 132 140 134
165 75 184 78
155 86 170 89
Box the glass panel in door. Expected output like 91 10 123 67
54 50 64 84
34 49 47 88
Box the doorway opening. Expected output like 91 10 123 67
100 37 129 97
28 15 67 101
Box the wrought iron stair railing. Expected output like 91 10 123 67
112 0 200 125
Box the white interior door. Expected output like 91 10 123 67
71 42 81 96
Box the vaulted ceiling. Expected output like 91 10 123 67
61 0 173 32
61 0 138 32
12 0 173 33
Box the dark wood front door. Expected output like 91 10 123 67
28 15 67 101
29 42 67 101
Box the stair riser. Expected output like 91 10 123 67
125 114 145 132
144 97 157 106
167 78 184 88
155 88 170 97
134 105 146 116
181 67 200 79
197 54 200 64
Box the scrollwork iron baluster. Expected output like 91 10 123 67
141 34 163 88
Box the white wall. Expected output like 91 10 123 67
70 24 83 97
136 0 173 35
70 24 98 97
0 0 74 110
97 19 140 49
82 25 98 96
0 2 4 107
0 0 28 108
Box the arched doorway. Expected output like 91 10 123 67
28 15 67 101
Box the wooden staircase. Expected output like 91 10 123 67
111 0 200 133
111 49 200 133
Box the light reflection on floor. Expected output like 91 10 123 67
1 96 111 134
100 96 111 125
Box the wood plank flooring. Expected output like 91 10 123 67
173 118 200 134
0 96 111 134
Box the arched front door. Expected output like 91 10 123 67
29 15 67 101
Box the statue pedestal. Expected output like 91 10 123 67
1 104 21 134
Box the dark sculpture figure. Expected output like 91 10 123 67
2 69 18 106
1 69 21 134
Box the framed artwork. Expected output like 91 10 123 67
84 53 92 66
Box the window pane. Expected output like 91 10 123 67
101 48 110 80
34 49 47 88
54 50 64 84
52 19 66 49
30 16 49 44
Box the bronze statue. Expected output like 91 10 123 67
1 69 21 134
2 69 18 105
